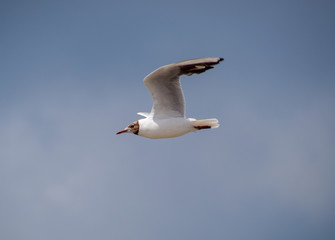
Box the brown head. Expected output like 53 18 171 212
116 121 139 135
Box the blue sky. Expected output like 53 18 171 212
1 0 335 239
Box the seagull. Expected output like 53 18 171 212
117 57 223 139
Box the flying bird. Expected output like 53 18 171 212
117 57 223 139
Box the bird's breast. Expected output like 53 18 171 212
138 118 195 139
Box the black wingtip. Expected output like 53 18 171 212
219 57 224 62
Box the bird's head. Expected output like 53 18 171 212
116 120 139 135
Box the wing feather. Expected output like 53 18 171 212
143 57 223 119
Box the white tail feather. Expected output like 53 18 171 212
190 118 220 129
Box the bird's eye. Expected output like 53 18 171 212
130 125 135 128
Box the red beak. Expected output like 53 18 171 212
116 129 128 135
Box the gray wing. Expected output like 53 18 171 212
143 57 223 119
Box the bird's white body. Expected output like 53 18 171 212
138 117 196 139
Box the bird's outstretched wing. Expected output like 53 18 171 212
143 57 223 119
